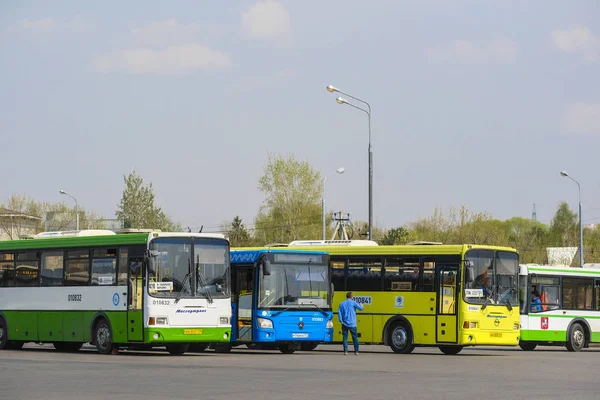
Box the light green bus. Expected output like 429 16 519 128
519 263 600 351
0 230 231 355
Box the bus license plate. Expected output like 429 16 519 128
490 332 502 338
292 333 309 338
184 329 203 335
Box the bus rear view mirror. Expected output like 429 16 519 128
465 263 475 283
263 259 272 276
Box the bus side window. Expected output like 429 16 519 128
331 259 345 291
40 251 63 287
15 252 39 287
384 257 419 291
0 253 15 288
347 257 382 291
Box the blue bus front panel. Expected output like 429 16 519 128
253 310 333 343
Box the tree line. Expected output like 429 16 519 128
3 156 598 265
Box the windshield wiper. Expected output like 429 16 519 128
196 255 213 304
175 272 192 304
299 302 328 317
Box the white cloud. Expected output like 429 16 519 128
552 26 600 62
94 44 231 74
241 1 292 46
425 38 517 65
228 67 299 93
130 18 203 47
7 18 56 33
561 103 600 136
6 16 92 34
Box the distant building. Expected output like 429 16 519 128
584 224 597 230
0 208 42 240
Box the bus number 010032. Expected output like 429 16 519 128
68 294 82 302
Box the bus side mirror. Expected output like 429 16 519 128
263 259 272 276
465 265 474 283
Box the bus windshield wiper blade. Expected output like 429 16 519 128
196 255 213 304
300 302 328 317
175 272 192 304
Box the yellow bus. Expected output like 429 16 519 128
282 240 520 355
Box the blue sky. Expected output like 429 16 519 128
1 1 599 233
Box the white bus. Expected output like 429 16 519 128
519 263 600 351
0 230 231 355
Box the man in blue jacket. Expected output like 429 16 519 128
338 291 364 355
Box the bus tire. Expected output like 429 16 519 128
54 342 83 352
566 323 585 352
439 345 463 355
93 319 115 355
213 344 232 353
300 342 319 351
519 342 537 351
188 343 208 352
388 322 414 354
166 343 189 355
278 344 296 354
0 317 8 350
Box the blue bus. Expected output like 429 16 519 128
195 249 334 354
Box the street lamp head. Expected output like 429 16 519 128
560 170 569 177
336 167 345 174
326 85 338 93
59 190 66 195
336 96 347 104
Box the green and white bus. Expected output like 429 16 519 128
0 230 232 355
519 263 600 352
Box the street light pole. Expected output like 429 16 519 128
327 85 373 240
59 190 79 230
560 170 583 267
322 167 345 240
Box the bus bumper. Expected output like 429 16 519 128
145 327 231 343
460 331 520 346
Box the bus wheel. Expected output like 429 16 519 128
566 323 585 352
439 345 463 355
300 342 319 351
94 319 114 355
54 342 83 352
166 343 189 355
278 344 296 354
188 343 208 352
519 342 537 351
0 318 8 350
388 322 414 354
213 344 232 353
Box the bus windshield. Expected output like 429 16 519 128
148 237 229 299
258 262 330 309
464 250 519 307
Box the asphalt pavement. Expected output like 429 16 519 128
1 343 599 400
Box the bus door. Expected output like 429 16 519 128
234 267 254 342
436 265 458 343
127 254 144 341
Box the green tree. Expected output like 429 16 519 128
503 217 548 263
1 194 107 239
253 154 322 244
116 171 180 231
549 202 578 247
224 216 252 247
380 226 409 245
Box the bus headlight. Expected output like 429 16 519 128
156 317 168 325
220 317 229 325
326 320 333 329
257 317 273 329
